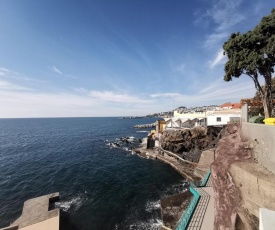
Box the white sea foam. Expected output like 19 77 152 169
145 201 160 212
136 131 148 133
129 218 162 230
55 196 83 212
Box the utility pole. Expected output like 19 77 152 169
171 100 173 128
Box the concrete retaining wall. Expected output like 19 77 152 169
241 122 275 174
229 162 275 218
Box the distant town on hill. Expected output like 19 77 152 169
121 105 220 119
146 105 220 118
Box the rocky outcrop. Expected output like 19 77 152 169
160 126 222 162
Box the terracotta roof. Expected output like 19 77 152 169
220 102 241 109
232 103 241 109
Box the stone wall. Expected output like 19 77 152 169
241 122 275 174
229 162 275 218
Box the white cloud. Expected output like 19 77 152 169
150 93 182 98
0 67 11 76
195 0 245 49
175 64 186 75
0 78 257 118
88 90 152 104
204 33 228 49
207 0 244 32
209 49 227 68
0 89 155 118
149 78 255 107
0 80 34 91
0 67 45 83
0 90 97 118
52 65 63 75
0 67 19 77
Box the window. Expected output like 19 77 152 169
217 117 221 122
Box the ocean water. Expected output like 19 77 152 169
0 117 184 230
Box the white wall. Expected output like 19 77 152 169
207 114 241 126
260 208 275 230
165 120 181 128
173 111 208 118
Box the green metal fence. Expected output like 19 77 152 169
176 170 211 230
199 170 210 187
176 183 200 230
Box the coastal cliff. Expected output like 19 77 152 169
160 126 222 162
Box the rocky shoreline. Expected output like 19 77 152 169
133 132 217 229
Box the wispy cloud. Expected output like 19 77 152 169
207 0 244 32
0 67 18 77
0 67 45 83
175 64 186 75
149 79 255 106
52 65 63 75
194 0 245 49
88 90 152 104
204 33 228 49
209 49 227 68
0 88 155 118
0 78 256 118
150 93 182 98
0 80 34 91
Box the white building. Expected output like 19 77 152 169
173 110 209 119
164 117 207 129
207 109 241 126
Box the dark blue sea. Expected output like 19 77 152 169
0 117 184 230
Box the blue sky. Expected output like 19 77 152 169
0 0 274 118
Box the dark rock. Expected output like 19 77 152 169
160 126 223 163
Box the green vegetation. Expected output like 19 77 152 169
223 9 275 118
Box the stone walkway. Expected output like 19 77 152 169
187 177 214 230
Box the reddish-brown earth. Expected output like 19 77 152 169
211 124 253 229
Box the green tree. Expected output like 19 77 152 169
223 9 275 118
254 77 275 100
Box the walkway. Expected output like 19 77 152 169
187 177 214 230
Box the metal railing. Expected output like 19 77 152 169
176 170 211 230
199 170 211 187
176 183 200 230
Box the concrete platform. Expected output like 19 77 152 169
0 193 60 230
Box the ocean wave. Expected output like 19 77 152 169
55 196 84 212
136 131 149 133
129 219 162 230
145 201 160 212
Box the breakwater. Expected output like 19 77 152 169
133 122 157 129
